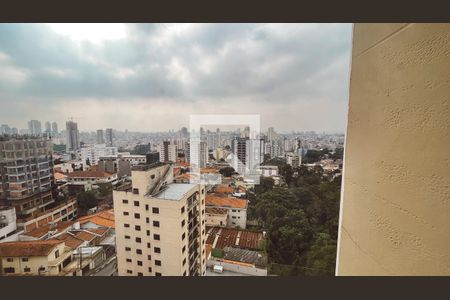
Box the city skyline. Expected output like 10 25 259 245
0 23 352 132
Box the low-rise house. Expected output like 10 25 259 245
0 239 79 276
205 207 228 227
66 170 118 192
205 195 248 229
206 246 267 276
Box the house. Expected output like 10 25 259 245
205 194 248 229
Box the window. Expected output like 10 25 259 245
123 211 129 216
154 247 161 253
146 230 150 236
181 206 185 214
232 216 236 219
125 247 131 251
3 267 15 273
147 243 151 248
183 258 186 266
182 233 186 240
148 267 152 273
153 234 160 241
24 267 31 272
55 250 60 259
182 246 186 253
136 249 142 255
127 270 132 274
146 217 149 224
133 188 139 195
155 272 162 276
181 220 185 227
22 257 29 262
147 255 151 260
153 221 160 227
124 223 130 228
137 272 143 276
125 235 130 239
122 199 128 204
137 261 143 266
145 204 149 211
155 260 161 266
134 201 139 206
126 258 132 263
6 258 13 262
232 209 236 212
136 237 142 243
134 213 140 219
202 188 205 194
152 207 159 214
135 225 141 231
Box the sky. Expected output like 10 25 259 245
0 23 352 133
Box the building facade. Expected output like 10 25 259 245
0 136 55 220
65 121 80 151
113 162 207 276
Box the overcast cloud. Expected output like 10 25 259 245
0 23 352 132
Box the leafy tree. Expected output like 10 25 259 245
97 182 113 197
219 166 236 177
76 191 97 210
304 233 337 275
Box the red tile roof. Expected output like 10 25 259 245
77 209 115 229
206 194 248 209
24 221 74 239
67 170 114 178
0 239 63 257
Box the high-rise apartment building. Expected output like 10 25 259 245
156 141 177 163
0 136 54 219
231 137 264 176
113 162 206 276
44 121 51 134
96 129 105 144
105 128 113 147
51 122 58 135
0 125 11 135
65 121 80 151
232 137 248 175
28 120 42 136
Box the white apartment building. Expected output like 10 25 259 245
257 165 279 177
113 162 207 276
0 207 21 243
80 144 118 167
286 152 301 168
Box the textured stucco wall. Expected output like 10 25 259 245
336 23 450 275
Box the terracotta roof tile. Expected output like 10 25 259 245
0 239 63 257
67 170 115 178
206 194 248 209
24 221 75 239
73 231 96 242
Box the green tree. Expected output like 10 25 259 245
219 166 236 177
97 182 113 197
76 190 97 210
304 233 337 275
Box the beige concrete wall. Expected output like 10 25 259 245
337 23 450 275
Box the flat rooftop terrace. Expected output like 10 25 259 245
153 183 197 201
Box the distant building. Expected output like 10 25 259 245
156 141 177 163
96 129 105 144
286 152 301 168
51 122 58 135
80 144 118 167
65 121 80 151
0 124 11 135
98 154 147 177
44 121 51 134
28 120 42 136
105 128 113 147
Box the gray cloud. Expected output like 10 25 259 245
0 23 352 132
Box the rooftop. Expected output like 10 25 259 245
206 226 264 251
0 239 63 257
23 221 75 239
67 170 115 178
206 194 248 209
205 207 228 215
77 209 115 229
153 183 197 201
